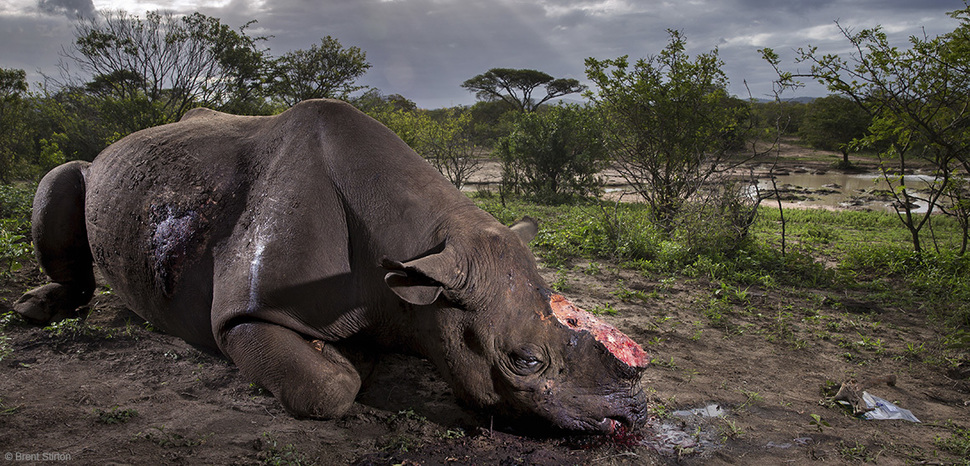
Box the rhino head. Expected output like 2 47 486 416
383 217 649 433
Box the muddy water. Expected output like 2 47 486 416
757 171 939 213
461 160 942 213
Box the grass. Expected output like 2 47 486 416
43 318 115 340
838 440 879 462
471 193 970 354
257 433 310 465
0 179 967 463
934 421 970 463
0 184 34 278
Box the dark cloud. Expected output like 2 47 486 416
2 0 965 108
37 0 95 19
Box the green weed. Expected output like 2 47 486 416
43 318 113 340
648 397 676 419
440 427 465 439
809 414 830 433
589 303 618 316
391 408 427 423
854 333 884 354
0 220 32 278
612 282 651 302
718 419 745 440
137 425 210 448
94 406 139 424
0 184 34 220
702 298 730 328
736 389 764 410
0 397 21 415
0 311 24 331
380 434 422 453
838 440 878 462
257 433 309 465
934 421 970 459
651 356 677 369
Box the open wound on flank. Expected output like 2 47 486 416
548 294 649 368
148 204 207 297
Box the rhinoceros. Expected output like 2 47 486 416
15 99 649 433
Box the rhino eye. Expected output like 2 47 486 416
510 347 544 375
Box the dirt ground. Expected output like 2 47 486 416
2 256 968 465
1 145 968 465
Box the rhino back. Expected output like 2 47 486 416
84 109 262 346
83 100 483 350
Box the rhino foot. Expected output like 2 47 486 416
222 321 362 419
13 283 89 325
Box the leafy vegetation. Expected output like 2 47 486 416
798 95 871 167
934 421 970 460
0 184 34 278
1 6 969 463
764 4 970 255
257 433 310 465
368 105 481 189
471 192 970 352
496 104 607 201
586 29 754 228
94 406 139 424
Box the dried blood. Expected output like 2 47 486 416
548 294 649 368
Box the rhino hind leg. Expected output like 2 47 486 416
221 321 362 419
14 161 95 324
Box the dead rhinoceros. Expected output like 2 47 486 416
15 99 649 433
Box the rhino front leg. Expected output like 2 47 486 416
221 321 361 419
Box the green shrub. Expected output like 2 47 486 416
0 223 32 277
0 184 33 221
496 104 608 202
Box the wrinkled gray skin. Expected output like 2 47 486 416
15 99 646 433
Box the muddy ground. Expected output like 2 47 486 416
2 145 969 465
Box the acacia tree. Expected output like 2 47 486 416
269 36 371 105
585 30 752 229
763 5 970 254
62 10 269 121
461 68 584 112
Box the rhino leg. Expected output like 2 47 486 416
221 321 361 419
14 161 95 324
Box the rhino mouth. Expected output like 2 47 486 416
551 391 648 434
556 411 643 434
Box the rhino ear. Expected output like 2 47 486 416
381 244 460 306
383 267 443 305
510 216 538 245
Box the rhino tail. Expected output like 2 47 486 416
13 161 96 324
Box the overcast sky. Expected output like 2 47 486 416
0 0 965 109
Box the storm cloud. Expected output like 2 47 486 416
1 0 965 108
37 0 95 19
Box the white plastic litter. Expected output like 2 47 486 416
860 391 920 422
672 404 726 418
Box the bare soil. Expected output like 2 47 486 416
1 146 967 465
2 254 968 465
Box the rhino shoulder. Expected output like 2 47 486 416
180 107 228 122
